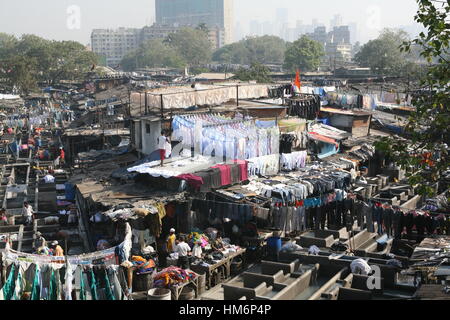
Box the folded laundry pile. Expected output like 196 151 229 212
131 256 156 275
153 266 197 288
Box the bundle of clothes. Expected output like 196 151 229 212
131 256 156 275
153 267 197 288
187 232 209 249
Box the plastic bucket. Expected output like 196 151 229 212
147 288 171 300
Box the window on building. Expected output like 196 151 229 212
146 124 151 134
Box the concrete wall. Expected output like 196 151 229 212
140 119 161 156
298 234 335 248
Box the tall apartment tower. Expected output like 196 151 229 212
155 0 234 45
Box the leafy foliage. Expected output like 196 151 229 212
284 35 325 72
213 35 287 65
374 0 450 196
165 27 212 67
121 39 185 71
234 63 271 83
355 28 427 78
0 34 98 93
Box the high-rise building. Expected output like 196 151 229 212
330 14 343 29
155 0 234 45
348 22 359 44
262 21 274 36
306 26 328 46
91 24 225 68
330 26 351 44
249 20 262 37
91 28 141 67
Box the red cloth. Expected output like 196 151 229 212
233 160 249 181
176 174 204 190
308 132 339 149
211 164 231 186
159 149 165 161
60 149 65 160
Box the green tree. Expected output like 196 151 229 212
355 29 418 76
284 35 325 72
165 27 212 66
234 62 271 83
0 55 38 94
374 0 450 196
121 39 185 71
0 33 18 58
196 23 209 34
0 34 98 87
213 35 287 65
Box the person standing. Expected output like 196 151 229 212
167 228 176 253
158 130 168 167
175 236 191 270
22 201 34 226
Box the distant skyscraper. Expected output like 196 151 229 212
155 0 234 44
275 8 289 23
249 20 262 36
330 14 343 29
262 21 274 36
312 19 319 29
349 22 358 44
234 21 244 41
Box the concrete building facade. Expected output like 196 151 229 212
92 24 225 68
155 0 234 45
91 28 141 67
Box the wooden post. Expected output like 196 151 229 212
236 85 239 106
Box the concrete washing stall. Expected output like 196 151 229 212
278 251 416 297
201 259 352 300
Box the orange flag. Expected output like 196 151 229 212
295 69 302 89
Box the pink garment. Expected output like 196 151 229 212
211 165 231 186
234 160 249 181
176 174 204 190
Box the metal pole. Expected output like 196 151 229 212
160 94 164 119
236 85 239 107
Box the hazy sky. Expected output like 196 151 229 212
0 0 420 45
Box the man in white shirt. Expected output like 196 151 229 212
175 236 191 269
158 130 168 167
22 201 34 226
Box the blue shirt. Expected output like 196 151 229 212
267 236 282 253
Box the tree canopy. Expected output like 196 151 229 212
234 63 271 83
375 0 450 196
165 27 212 67
283 35 325 72
0 34 98 94
213 35 287 65
354 29 424 77
121 39 185 71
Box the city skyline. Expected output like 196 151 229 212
0 0 421 45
